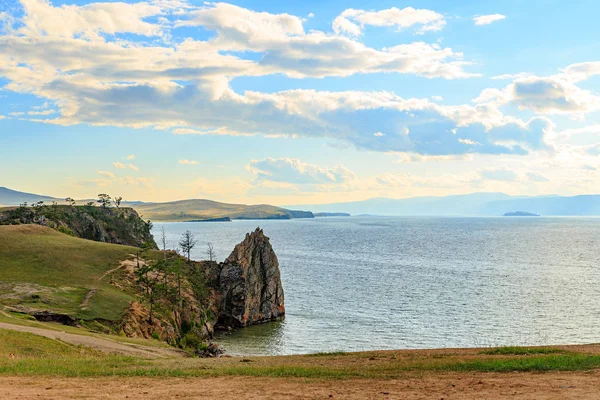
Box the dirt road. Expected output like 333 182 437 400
1 372 599 399
0 322 183 358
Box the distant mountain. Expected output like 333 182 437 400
286 192 600 216
286 193 514 216
0 187 59 206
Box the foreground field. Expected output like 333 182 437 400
3 371 600 399
2 323 600 398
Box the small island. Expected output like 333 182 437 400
314 212 351 217
503 211 540 217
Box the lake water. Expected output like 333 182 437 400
152 216 600 356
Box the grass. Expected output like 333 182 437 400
3 326 600 378
0 330 101 359
480 346 565 355
0 225 135 321
0 311 171 349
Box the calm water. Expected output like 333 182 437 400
152 217 600 355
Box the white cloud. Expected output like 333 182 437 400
248 158 355 185
97 170 115 179
479 168 518 181
527 172 549 182
0 0 564 161
373 132 385 137
127 163 139 171
126 154 136 160
118 176 153 189
333 7 445 36
32 80 551 156
113 161 126 169
179 159 199 165
0 115 5 120
475 64 600 116
562 62 600 82
27 109 56 116
17 0 165 40
473 14 506 26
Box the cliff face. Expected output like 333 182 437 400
214 228 285 328
0 205 156 248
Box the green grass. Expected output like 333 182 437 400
480 346 565 355
2 325 600 379
0 330 100 359
0 312 171 349
0 225 135 321
439 354 600 373
306 351 348 357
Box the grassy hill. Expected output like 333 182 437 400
0 225 136 322
132 199 313 222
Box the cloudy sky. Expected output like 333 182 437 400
1 0 599 205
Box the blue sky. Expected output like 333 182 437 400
1 0 599 204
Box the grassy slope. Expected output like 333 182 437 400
133 199 305 221
0 225 135 321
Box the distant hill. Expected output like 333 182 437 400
132 199 313 221
0 187 59 205
481 195 600 216
503 211 540 217
287 192 600 216
0 187 314 221
314 212 351 217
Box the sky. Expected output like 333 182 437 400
1 0 599 205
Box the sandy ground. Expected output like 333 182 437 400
1 372 600 399
0 322 184 358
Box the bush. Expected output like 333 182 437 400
179 330 207 352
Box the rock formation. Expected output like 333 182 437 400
215 227 285 328
0 205 156 248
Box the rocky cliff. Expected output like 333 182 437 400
210 228 285 328
0 205 156 248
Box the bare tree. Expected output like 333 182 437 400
114 196 123 208
206 242 216 262
97 193 112 208
160 226 168 261
178 230 197 262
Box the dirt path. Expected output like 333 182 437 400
0 322 184 358
99 256 139 281
2 372 600 399
79 289 97 309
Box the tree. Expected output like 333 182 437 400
160 226 168 261
206 242 216 262
65 197 76 206
97 193 112 208
135 261 165 324
114 196 123 208
179 230 197 262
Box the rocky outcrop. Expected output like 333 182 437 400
0 205 156 248
215 228 285 328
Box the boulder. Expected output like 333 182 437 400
217 227 285 328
